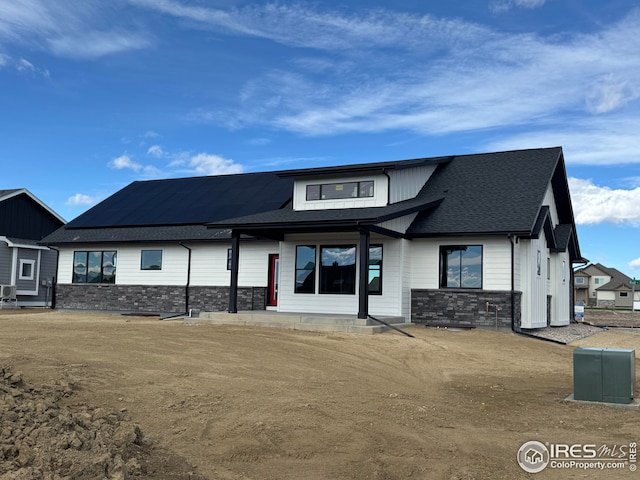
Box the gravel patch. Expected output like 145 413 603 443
522 322 603 344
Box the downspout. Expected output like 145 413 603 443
382 168 392 205
50 246 60 309
179 242 192 317
509 235 516 332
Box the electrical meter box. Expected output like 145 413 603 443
573 347 635 404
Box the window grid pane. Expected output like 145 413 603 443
440 246 482 289
73 250 117 284
320 246 356 294
295 246 316 294
368 245 383 295
141 250 162 271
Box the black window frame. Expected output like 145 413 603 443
439 245 483 289
319 245 357 295
306 181 375 201
73 250 117 284
295 245 316 294
368 244 383 295
141 249 163 271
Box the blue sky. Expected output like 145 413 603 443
1 0 640 275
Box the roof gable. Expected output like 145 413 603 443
407 147 565 236
0 189 66 240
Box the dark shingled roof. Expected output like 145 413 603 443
40 225 231 245
65 172 294 228
42 147 579 261
406 148 562 236
0 189 21 198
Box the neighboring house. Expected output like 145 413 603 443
0 189 66 307
42 147 581 330
574 263 638 308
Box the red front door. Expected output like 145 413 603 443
267 254 279 307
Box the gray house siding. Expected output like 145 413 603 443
0 242 11 285
16 248 39 292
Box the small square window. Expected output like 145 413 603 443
141 250 163 270
19 260 35 280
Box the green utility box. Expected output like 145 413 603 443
573 347 635 404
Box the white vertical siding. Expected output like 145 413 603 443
387 165 437 203
542 184 560 226
518 237 548 329
549 251 571 326
293 174 388 210
377 213 418 235
399 239 412 319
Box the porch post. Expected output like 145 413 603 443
358 229 370 319
228 231 240 313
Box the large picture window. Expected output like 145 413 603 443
320 245 356 294
295 246 316 293
368 245 383 295
306 181 374 201
439 246 482 289
141 249 163 270
73 251 117 284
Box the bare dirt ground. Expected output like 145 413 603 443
1 310 639 480
582 308 640 329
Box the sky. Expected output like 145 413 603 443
1 0 640 276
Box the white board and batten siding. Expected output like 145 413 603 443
387 164 437 203
293 174 389 211
277 233 406 317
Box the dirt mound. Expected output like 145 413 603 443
0 366 205 480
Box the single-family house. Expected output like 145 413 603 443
41 147 581 330
574 263 638 308
0 189 66 308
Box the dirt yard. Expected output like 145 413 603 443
1 310 639 479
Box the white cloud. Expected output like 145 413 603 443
188 153 243 176
48 31 151 59
66 193 97 206
585 74 640 114
108 153 162 177
180 5 640 160
0 1 151 59
130 0 490 52
147 145 164 157
569 177 640 225
109 154 142 171
490 0 546 14
168 152 243 175
629 258 640 271
0 54 49 77
482 115 640 166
